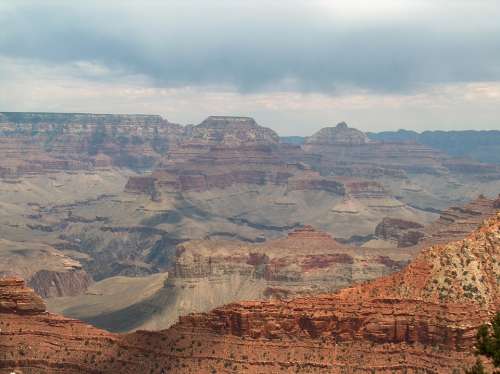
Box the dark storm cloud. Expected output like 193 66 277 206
1 0 500 94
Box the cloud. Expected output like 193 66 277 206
0 1 499 133
1 55 499 134
1 0 500 94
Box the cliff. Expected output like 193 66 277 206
28 269 93 298
368 129 500 165
0 277 45 314
0 111 183 175
46 225 413 332
305 122 371 145
171 211 500 373
0 239 93 298
0 211 498 373
186 116 280 146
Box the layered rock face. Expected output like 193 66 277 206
185 116 280 146
43 197 498 333
172 224 408 292
374 217 425 247
305 122 370 145
368 128 500 165
133 116 347 195
47 225 412 332
0 212 498 373
27 269 92 298
0 239 93 298
303 122 500 180
423 194 500 245
0 277 45 314
1 113 500 342
0 112 183 176
170 212 500 373
369 195 499 249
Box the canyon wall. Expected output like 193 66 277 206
0 210 498 373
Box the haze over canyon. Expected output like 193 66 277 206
1 1 500 373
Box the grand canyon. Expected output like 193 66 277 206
3 2 500 372
0 110 499 373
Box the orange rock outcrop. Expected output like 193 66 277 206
1 211 498 373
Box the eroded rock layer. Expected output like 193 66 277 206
0 211 498 373
46 197 499 333
170 211 500 373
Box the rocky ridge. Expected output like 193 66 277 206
305 122 371 145
49 225 411 332
0 277 45 314
0 112 183 176
0 239 93 298
171 211 500 373
0 210 498 373
47 198 498 333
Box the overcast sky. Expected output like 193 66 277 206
1 0 500 135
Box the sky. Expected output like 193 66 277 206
1 0 500 135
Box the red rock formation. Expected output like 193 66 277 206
0 212 498 373
286 225 333 240
0 277 45 314
375 217 425 247
0 112 183 176
423 195 500 245
171 212 500 373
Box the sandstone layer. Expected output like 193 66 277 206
47 225 412 332
46 197 498 333
1 112 500 326
0 211 499 373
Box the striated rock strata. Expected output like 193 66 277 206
374 217 425 247
0 211 498 373
0 277 45 314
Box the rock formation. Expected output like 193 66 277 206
0 210 498 373
170 211 500 373
1 111 500 350
302 122 500 185
0 239 93 298
48 196 499 333
423 194 500 245
0 111 183 176
305 121 370 145
27 269 92 298
47 225 413 332
0 277 45 314
368 128 500 165
374 217 425 247
185 116 280 146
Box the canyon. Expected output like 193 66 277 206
0 111 499 372
0 209 498 373
47 195 500 332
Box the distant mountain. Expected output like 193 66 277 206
368 129 500 164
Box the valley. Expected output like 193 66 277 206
1 113 499 332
